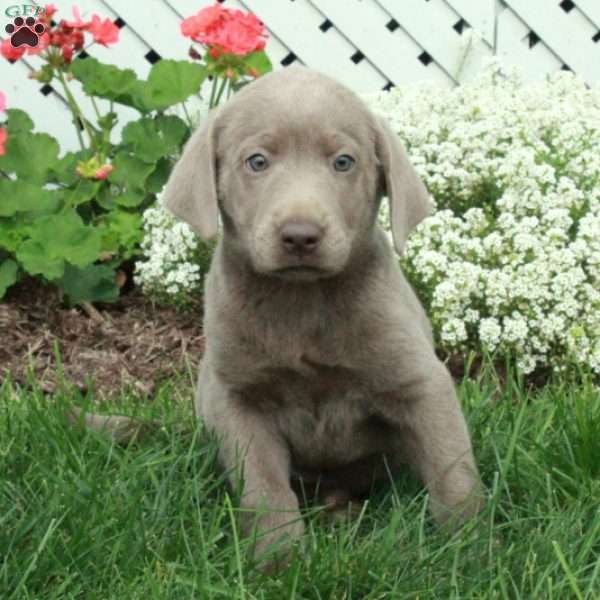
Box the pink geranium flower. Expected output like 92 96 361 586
87 15 120 46
43 4 58 20
181 2 267 56
181 4 225 40
0 128 7 156
213 12 266 55
0 39 26 61
62 5 90 29
94 164 114 180
0 91 6 112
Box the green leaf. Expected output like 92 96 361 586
243 50 273 76
0 259 18 298
155 115 189 150
56 180 102 208
50 150 93 186
121 118 167 163
98 209 143 258
121 115 189 164
70 57 206 113
17 239 65 279
112 190 146 207
143 60 207 111
16 211 102 279
5 109 34 135
95 185 118 211
0 219 29 253
58 263 119 304
70 57 139 103
0 131 60 184
124 81 156 113
146 157 173 194
0 180 59 216
108 152 155 191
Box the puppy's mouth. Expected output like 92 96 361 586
271 265 332 280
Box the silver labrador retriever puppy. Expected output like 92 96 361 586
163 66 483 558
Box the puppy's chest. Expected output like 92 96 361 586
277 390 381 468
244 361 384 467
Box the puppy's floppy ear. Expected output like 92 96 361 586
375 117 432 254
162 109 219 241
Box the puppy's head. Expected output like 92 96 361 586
163 66 431 281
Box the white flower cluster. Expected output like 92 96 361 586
134 202 212 306
367 60 600 374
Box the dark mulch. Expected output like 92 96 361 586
0 278 554 400
0 278 205 398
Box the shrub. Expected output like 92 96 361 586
366 60 600 375
134 203 213 308
0 5 205 303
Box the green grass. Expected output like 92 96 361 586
1 370 599 599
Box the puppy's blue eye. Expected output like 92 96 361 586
246 153 269 172
334 154 355 172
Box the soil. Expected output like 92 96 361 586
0 278 205 398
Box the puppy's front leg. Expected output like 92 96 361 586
382 361 484 525
203 388 304 560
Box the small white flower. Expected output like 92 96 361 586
366 61 600 374
135 200 212 305
479 318 502 351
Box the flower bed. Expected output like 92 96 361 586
366 61 600 375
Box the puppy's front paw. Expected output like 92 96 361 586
430 472 485 528
250 510 305 572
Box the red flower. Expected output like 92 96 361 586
61 44 74 63
1 39 26 61
0 128 7 156
87 15 120 46
181 3 267 57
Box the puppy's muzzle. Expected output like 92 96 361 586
280 220 323 257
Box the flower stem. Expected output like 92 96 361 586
90 95 101 120
57 70 95 150
213 77 228 107
180 101 193 128
209 76 218 109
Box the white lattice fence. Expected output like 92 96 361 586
1 0 599 151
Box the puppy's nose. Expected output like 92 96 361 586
280 220 322 256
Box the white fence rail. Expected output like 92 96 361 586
2 0 599 150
